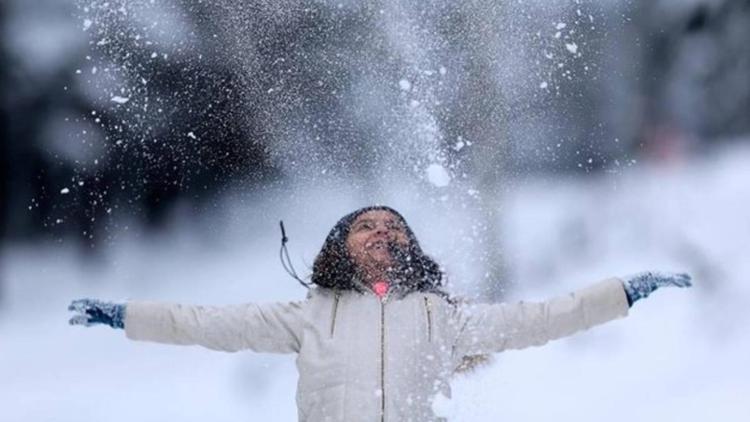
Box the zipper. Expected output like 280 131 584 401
329 292 340 338
423 296 433 342
380 299 386 422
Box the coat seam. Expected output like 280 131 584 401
330 292 340 338
423 296 433 343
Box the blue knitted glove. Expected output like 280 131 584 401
68 299 126 329
622 271 692 307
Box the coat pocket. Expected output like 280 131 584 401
299 383 346 422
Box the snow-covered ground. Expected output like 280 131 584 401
1 144 749 421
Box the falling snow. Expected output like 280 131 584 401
426 164 451 187
110 96 130 104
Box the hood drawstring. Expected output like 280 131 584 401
279 220 311 289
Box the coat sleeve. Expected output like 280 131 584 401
124 300 306 353
452 278 629 357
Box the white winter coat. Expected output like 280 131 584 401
125 278 629 421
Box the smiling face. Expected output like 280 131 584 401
345 210 410 279
312 206 444 291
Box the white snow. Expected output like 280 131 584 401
1 144 749 421
110 96 130 104
425 163 451 187
565 43 578 54
398 79 412 91
60 188 70 194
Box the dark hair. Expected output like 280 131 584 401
311 205 445 294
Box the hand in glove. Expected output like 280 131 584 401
68 298 126 329
622 271 692 307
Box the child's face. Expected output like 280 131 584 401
345 210 409 277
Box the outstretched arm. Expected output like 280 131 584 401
69 298 306 354
452 272 691 357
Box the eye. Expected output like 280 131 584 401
357 221 375 231
386 221 404 231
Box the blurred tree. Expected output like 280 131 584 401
629 0 750 157
1 0 277 248
0 0 7 302
0 2 8 244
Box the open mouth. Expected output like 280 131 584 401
368 240 388 250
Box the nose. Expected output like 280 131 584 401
373 222 392 237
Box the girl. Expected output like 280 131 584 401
69 205 691 421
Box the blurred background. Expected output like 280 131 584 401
1 0 749 420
